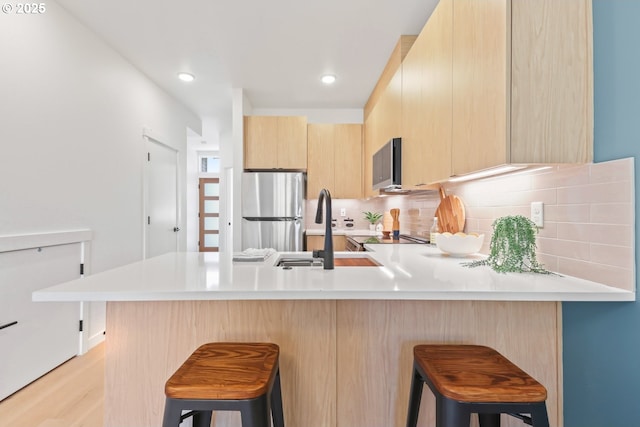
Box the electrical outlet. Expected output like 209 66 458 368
531 202 544 227
340 208 346 217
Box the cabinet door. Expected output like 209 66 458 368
401 31 426 188
307 124 335 198
402 0 453 186
244 116 307 170
363 108 378 199
334 124 362 199
451 0 509 175
306 235 346 252
308 124 362 199
364 69 402 197
422 0 453 183
244 116 279 169
333 235 347 252
306 235 323 251
510 0 593 164
0 244 80 401
277 116 308 170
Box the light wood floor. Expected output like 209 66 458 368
0 343 104 427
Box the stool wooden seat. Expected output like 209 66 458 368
406 344 549 427
162 342 284 427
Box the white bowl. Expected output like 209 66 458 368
436 232 485 257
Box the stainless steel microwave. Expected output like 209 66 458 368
372 137 401 190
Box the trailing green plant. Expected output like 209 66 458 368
363 211 383 224
464 215 553 274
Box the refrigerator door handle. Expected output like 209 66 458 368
241 218 304 251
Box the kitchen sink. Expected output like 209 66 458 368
276 253 381 268
276 257 324 267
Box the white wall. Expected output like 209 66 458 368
0 3 200 269
227 89 252 251
251 108 363 124
0 3 201 345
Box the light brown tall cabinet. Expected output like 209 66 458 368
401 0 453 188
307 123 363 199
364 67 403 198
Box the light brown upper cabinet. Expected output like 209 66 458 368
401 0 453 187
244 116 308 170
363 37 415 198
451 0 593 176
307 123 363 199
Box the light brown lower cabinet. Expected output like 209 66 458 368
105 300 561 427
306 234 346 252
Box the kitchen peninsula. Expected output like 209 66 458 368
34 246 633 427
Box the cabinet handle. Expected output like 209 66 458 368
0 321 18 331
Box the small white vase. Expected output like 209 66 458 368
369 224 376 231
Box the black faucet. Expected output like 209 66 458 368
313 188 334 270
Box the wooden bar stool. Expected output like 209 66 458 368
162 342 285 427
406 344 549 427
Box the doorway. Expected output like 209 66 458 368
144 135 179 258
199 178 220 252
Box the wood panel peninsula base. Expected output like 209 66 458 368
105 300 560 427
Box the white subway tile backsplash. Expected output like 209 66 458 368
591 203 633 225
537 253 559 272
557 258 634 290
557 181 632 204
537 237 591 261
590 243 635 269
394 158 635 292
531 165 589 189
545 204 590 223
589 158 634 184
306 159 634 291
536 222 558 239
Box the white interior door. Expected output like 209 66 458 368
145 137 179 259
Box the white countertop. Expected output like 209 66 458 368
32 245 634 303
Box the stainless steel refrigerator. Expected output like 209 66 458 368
241 172 305 251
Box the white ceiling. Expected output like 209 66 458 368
57 0 439 134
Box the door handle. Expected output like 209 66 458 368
0 321 18 331
173 227 180 232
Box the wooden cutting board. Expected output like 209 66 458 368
434 186 465 234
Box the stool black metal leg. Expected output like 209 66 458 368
271 368 285 427
530 403 550 427
193 410 213 427
406 364 424 427
441 398 471 427
241 395 270 427
162 399 183 427
478 413 501 427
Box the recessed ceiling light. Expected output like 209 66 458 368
178 72 195 82
321 74 336 85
